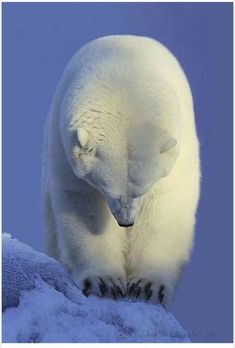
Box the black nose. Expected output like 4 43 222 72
118 222 134 228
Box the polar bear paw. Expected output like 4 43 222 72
127 276 175 308
80 274 126 300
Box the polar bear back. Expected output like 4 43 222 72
58 36 196 147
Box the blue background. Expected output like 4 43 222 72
3 2 233 343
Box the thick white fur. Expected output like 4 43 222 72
43 35 200 308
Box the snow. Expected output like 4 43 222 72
2 234 190 343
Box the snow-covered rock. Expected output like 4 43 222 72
2 234 190 343
2 233 81 311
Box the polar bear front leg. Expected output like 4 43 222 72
52 188 127 299
127 190 196 308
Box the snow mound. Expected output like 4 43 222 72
2 233 82 311
2 234 190 343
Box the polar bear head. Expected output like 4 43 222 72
68 122 178 227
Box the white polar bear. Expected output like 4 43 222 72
43 35 200 308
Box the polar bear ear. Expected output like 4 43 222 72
160 136 177 154
77 128 89 148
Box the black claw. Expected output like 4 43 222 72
135 286 141 299
82 278 91 297
118 279 126 296
99 278 108 291
99 282 107 296
158 285 165 303
110 278 116 286
110 280 121 298
128 279 142 296
82 291 89 297
144 282 152 293
111 287 117 300
146 289 153 301
127 283 136 295
117 286 125 298
144 282 152 300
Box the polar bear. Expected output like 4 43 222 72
43 35 200 308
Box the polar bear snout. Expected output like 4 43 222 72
107 196 141 227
